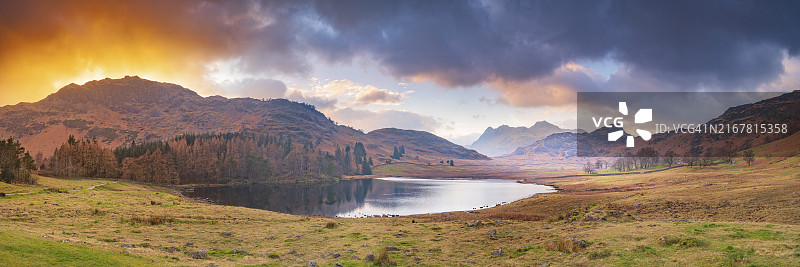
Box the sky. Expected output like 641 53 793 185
1 0 799 146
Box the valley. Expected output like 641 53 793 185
1 155 798 266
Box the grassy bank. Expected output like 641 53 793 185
1 159 799 266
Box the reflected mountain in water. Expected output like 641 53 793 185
185 178 555 217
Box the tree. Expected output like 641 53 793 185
701 147 715 167
244 154 270 179
743 150 755 166
361 160 372 175
595 159 604 169
0 137 37 184
49 138 118 178
399 145 405 155
449 159 454 166
392 146 402 160
717 146 737 164
583 161 594 174
664 150 677 167
636 147 659 169
685 147 702 168
613 157 625 172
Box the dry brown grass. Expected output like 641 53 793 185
491 212 541 221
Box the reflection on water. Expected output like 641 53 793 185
184 177 555 217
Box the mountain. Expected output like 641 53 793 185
468 121 573 157
0 76 486 162
511 90 800 158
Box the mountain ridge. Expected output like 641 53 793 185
0 76 487 161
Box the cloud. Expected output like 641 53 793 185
291 79 410 107
355 88 404 105
488 63 602 107
330 108 441 133
2 0 799 107
285 89 338 110
222 78 287 99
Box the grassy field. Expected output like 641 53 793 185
1 157 799 266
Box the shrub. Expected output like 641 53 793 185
587 249 611 259
91 208 106 216
325 221 338 229
678 237 704 248
659 236 681 246
377 247 394 266
632 245 657 255
659 236 703 248
45 187 67 193
544 236 586 253
130 215 173 225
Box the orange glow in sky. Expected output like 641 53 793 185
0 1 240 106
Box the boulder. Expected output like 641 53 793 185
491 249 503 257
188 250 208 259
487 229 497 236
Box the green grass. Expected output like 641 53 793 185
0 231 153 266
724 228 783 240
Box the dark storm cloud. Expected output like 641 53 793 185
299 0 800 91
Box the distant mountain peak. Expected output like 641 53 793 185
532 120 557 128
469 120 572 157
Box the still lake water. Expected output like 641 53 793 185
184 177 556 218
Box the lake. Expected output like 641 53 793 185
183 177 556 218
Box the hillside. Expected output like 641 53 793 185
0 76 485 161
367 128 488 160
469 121 573 157
509 132 577 158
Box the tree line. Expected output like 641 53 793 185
584 146 758 174
44 133 374 185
